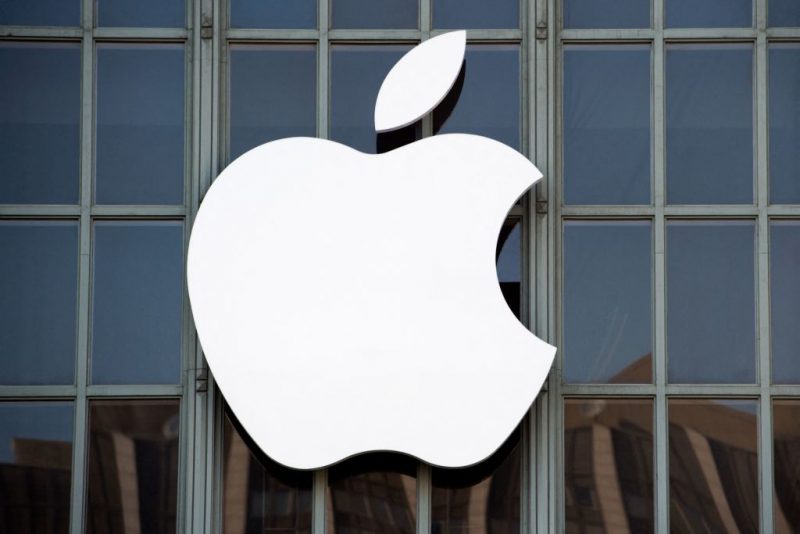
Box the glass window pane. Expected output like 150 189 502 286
0 222 77 385
331 45 420 154
87 400 179 534
433 0 518 29
230 0 316 29
91 222 183 385
96 44 185 205
667 222 755 383
222 410 312 533
0 42 80 204
666 0 751 27
331 0 417 29
564 45 651 204
563 0 649 29
0 0 80 26
432 427 521 533
773 400 800 531
669 399 759 532
497 219 521 319
229 45 316 161
0 402 73 533
771 222 800 384
97 0 184 27
434 45 520 150
770 0 800 26
327 453 416 533
666 45 753 204
564 399 654 533
769 44 800 204
563 222 652 384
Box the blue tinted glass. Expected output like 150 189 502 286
770 0 800 26
564 222 652 383
0 0 80 26
433 0 518 29
666 45 753 204
666 0 751 27
98 0 184 27
434 45 520 150
0 222 78 385
229 45 316 161
769 45 800 204
331 45 418 153
497 220 521 318
231 0 316 28
332 0 417 29
667 222 755 383
564 0 649 29
92 222 183 384
771 222 800 383
564 46 651 204
0 42 80 204
96 44 185 204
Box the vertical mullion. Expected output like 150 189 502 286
545 0 556 526
312 469 327 534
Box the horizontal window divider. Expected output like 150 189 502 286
664 384 761 396
328 29 422 41
663 205 759 216
90 205 186 217
765 28 800 39
452 29 523 41
508 204 524 217
226 28 320 41
767 205 800 217
93 27 189 40
770 385 800 396
561 384 656 396
0 205 81 217
560 205 654 217
559 29 655 41
86 384 183 397
662 28 757 41
0 385 77 398
0 27 83 39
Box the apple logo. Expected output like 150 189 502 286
187 30 555 470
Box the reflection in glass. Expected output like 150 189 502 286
87 400 180 534
332 0 416 29
229 45 316 161
434 46 520 150
331 45 418 154
230 0 316 29
96 44 185 204
0 222 78 385
496 219 521 319
97 0 184 27
666 45 753 204
563 222 652 383
327 453 416 534
666 0 751 28
667 222 755 384
771 222 800 383
564 399 653 533
770 0 800 27
91 222 183 385
431 427 520 534
563 0 649 29
0 42 80 204
223 410 312 533
773 400 800 533
769 44 800 204
0 0 79 26
563 45 650 204
669 399 758 532
433 0 518 29
0 402 73 533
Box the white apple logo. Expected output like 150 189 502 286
187 31 555 470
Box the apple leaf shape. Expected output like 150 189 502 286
374 30 466 133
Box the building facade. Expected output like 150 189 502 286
1 0 799 532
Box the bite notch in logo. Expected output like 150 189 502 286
187 31 556 470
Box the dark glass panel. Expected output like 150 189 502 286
222 410 312 534
564 399 654 533
773 400 800 532
87 400 180 534
563 45 651 204
230 0 316 29
770 0 800 27
563 0 649 29
229 45 316 161
496 219 521 319
669 399 758 532
0 0 80 26
96 44 185 205
97 0 184 27
666 222 755 384
563 222 652 384
769 44 800 204
771 222 800 383
0 222 77 385
0 42 80 204
666 45 753 204
433 0 518 29
431 427 521 534
331 0 417 29
666 0 751 27
327 453 416 534
434 45 520 150
91 222 183 385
